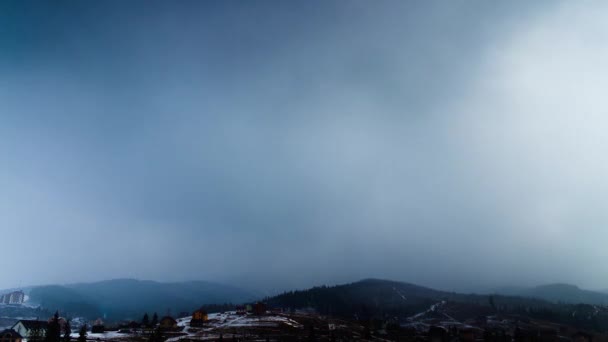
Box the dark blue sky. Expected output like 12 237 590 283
3 1 606 293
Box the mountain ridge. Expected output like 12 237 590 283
491 282 608 305
6 278 608 322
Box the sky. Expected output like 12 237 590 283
1 0 608 293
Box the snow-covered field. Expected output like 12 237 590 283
168 311 303 341
177 311 302 329
69 331 127 340
62 311 304 341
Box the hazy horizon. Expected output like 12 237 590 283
2 0 608 293
4 276 608 297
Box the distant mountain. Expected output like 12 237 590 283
24 279 257 321
493 283 608 305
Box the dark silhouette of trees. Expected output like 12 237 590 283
151 313 158 327
307 324 316 341
77 324 87 342
142 313 150 327
363 324 372 339
489 295 496 311
149 327 163 342
63 319 71 342
45 311 61 342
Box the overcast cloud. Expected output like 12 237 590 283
0 0 605 293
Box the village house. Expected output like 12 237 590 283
159 316 178 330
91 318 105 333
458 327 476 342
190 308 208 327
241 303 268 315
11 320 48 340
0 329 22 342
252 302 267 316
236 305 246 315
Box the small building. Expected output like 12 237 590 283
236 306 246 315
0 291 25 305
126 321 140 330
190 308 208 327
252 302 267 316
159 316 177 330
91 318 105 333
0 329 22 342
11 320 48 339
458 327 475 342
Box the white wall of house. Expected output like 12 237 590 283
11 322 45 338
12 322 27 337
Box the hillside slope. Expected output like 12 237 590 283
265 279 608 332
26 279 256 321
266 278 549 319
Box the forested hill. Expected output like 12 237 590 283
265 279 608 332
266 278 437 317
267 279 608 315
265 278 541 317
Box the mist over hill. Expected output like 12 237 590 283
23 279 257 321
16 278 608 321
491 283 608 306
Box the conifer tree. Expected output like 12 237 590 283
78 324 87 342
45 311 61 342
63 319 72 342
142 313 150 327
